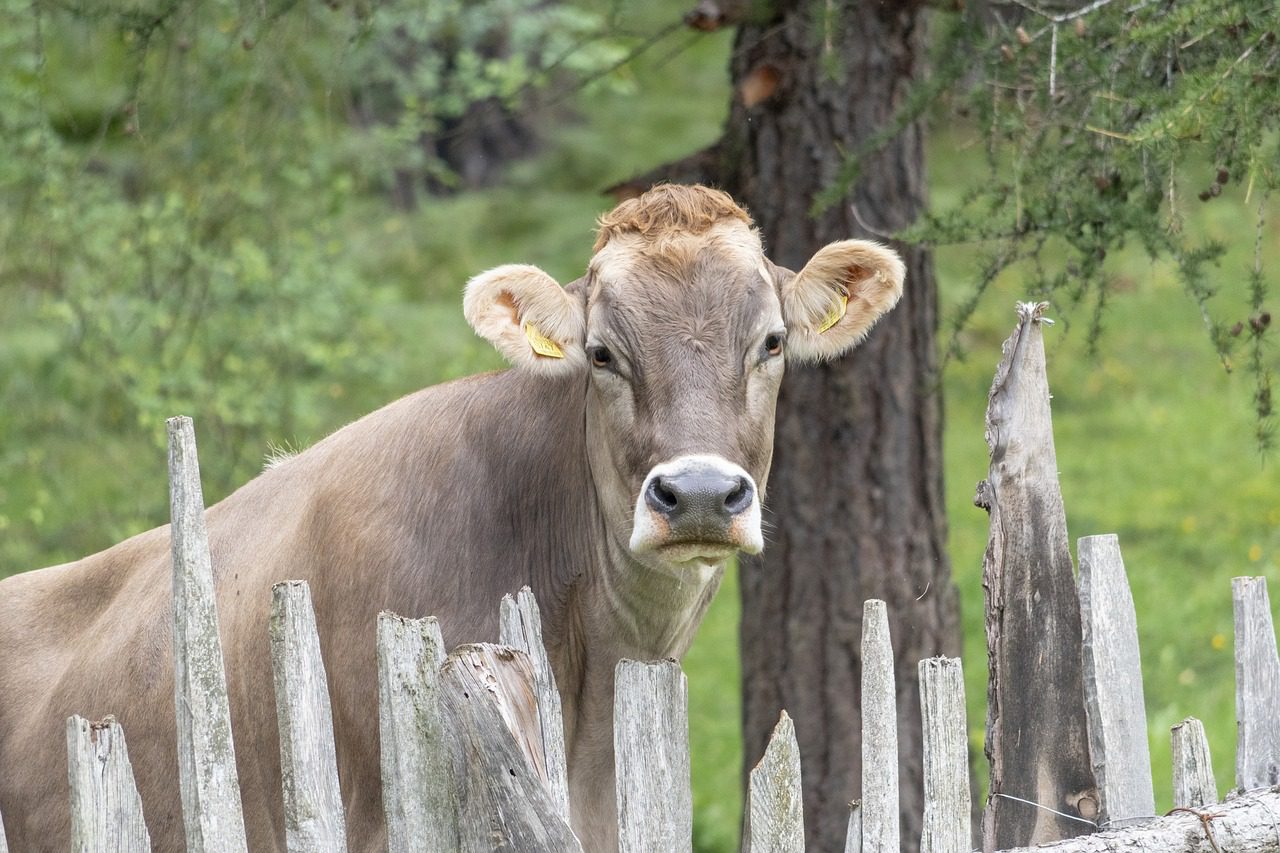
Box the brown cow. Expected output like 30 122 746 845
0 185 903 851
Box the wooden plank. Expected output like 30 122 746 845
843 802 862 853
439 644 582 852
166 415 248 853
742 710 804 853
376 612 458 853
614 659 692 853
976 303 1097 848
919 657 970 853
861 599 898 853
499 586 571 821
0 806 7 853
992 788 1280 852
66 715 151 852
1078 534 1155 827
268 581 347 853
1171 717 1217 808
1233 576 1280 790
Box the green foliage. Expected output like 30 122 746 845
826 0 1279 448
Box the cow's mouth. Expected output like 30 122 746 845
629 454 764 561
655 541 740 564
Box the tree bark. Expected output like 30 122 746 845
720 3 961 850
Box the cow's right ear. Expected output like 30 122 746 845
464 264 586 375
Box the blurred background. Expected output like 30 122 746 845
1 0 1276 849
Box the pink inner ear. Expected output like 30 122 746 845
496 290 520 325
842 263 871 296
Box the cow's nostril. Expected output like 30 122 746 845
724 476 754 515
645 476 680 515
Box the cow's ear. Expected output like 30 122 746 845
779 240 905 362
464 264 586 375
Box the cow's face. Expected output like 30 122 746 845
464 186 903 574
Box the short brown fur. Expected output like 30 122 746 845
592 184 754 252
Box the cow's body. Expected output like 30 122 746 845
0 186 903 851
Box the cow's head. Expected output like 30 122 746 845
465 185 903 573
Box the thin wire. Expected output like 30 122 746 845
991 793 1099 827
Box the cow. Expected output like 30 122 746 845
0 184 904 851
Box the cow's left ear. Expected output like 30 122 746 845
464 264 586 375
779 240 905 362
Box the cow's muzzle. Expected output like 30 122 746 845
629 455 763 561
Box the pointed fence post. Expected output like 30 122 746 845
500 587 570 821
743 710 804 853
0 807 7 853
1171 717 1217 808
1232 576 1280 789
269 581 347 853
614 659 691 853
843 802 862 853
376 613 457 853
167 416 248 853
977 303 1097 847
919 657 970 853
1078 534 1155 827
67 715 150 852
861 600 898 853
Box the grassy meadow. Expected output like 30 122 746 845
2 5 1277 852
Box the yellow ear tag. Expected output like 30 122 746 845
817 292 849 334
523 321 565 359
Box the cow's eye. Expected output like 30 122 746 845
764 333 784 358
589 345 613 369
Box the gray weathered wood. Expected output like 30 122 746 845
742 710 804 853
1078 534 1155 828
376 612 458 853
167 415 249 853
919 656 970 853
860 599 899 853
977 303 1097 848
614 659 692 853
66 715 150 853
0 806 7 853
499 586 571 821
439 643 582 852
843 802 862 853
993 788 1280 852
1233 575 1280 790
268 581 347 853
1171 717 1217 808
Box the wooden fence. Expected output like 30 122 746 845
3 301 1280 852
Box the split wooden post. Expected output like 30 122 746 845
376 613 457 852
499 586 571 821
843 803 862 853
860 599 898 853
614 659 692 853
439 644 582 852
67 715 150 852
1078 534 1155 827
919 657 970 853
977 303 1097 847
268 581 347 853
743 710 804 853
167 416 248 853
1171 717 1217 808
1232 576 1280 789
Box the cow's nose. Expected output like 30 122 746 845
644 470 755 523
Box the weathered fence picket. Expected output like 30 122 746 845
1078 534 1155 827
268 581 347 853
860 599 899 853
500 585 571 821
614 659 692 853
166 415 249 853
918 657 969 853
978 302 1098 847
1232 575 1280 789
1170 717 1217 808
0 808 7 853
375 613 457 853
66 715 150 853
843 803 862 853
438 644 581 852
742 711 804 853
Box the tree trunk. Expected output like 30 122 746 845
720 3 961 850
